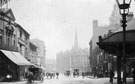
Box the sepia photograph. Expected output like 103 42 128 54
0 0 135 84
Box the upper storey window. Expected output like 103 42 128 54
20 30 22 38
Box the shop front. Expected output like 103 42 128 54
28 65 45 81
97 29 135 77
0 49 32 82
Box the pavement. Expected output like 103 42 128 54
0 80 41 84
89 77 134 84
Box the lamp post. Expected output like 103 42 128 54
70 55 72 73
116 0 132 84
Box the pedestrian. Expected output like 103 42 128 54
40 72 44 83
27 71 34 83
73 72 75 77
109 70 114 84
82 72 85 78
6 74 11 82
6 71 13 82
56 72 59 79
132 68 135 84
94 71 96 78
46 72 49 79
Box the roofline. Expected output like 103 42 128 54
14 22 30 36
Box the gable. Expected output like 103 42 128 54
5 9 16 21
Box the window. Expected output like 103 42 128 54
20 30 22 38
20 44 22 54
7 35 9 46
0 35 2 45
13 35 15 46
0 29 2 45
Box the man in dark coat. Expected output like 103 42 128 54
110 70 114 84
56 72 59 79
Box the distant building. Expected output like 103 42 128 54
56 51 70 73
29 42 38 65
46 59 56 72
89 20 110 74
89 3 127 76
57 29 90 74
30 39 46 68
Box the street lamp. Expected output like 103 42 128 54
116 0 132 84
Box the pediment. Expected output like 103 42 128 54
3 8 16 21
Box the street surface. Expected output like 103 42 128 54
0 74 134 84
42 74 111 84
41 74 134 84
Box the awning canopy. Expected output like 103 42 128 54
1 50 33 65
97 30 135 56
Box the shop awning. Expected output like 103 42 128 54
1 50 19 64
29 64 39 68
11 51 33 65
1 50 32 65
40 66 46 70
97 30 135 55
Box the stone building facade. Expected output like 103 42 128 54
0 8 32 81
89 3 120 76
30 39 46 68
89 3 135 77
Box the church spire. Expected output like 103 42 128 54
74 28 78 49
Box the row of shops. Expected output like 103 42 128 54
0 49 45 82
0 2 46 82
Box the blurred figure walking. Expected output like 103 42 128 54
109 70 114 84
56 72 59 79
82 72 85 78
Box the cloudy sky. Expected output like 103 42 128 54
6 0 117 59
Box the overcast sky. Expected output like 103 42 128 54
6 0 118 59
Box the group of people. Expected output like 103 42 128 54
46 72 59 79
25 71 35 83
25 71 45 83
73 71 79 77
